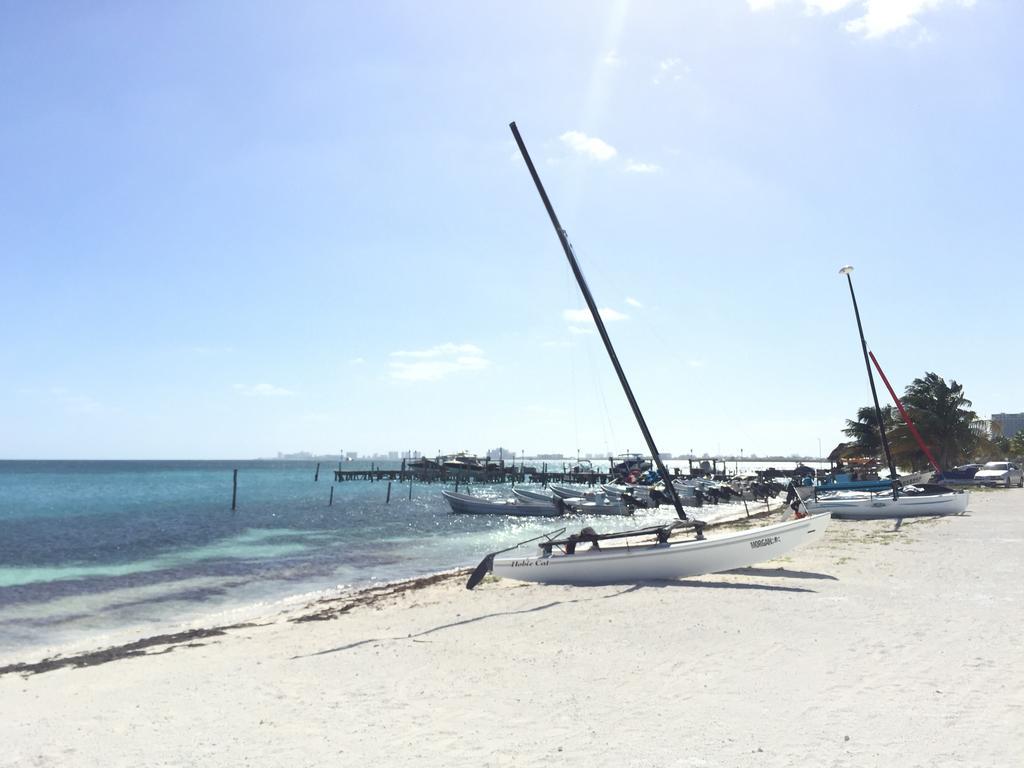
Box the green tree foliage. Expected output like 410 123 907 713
842 404 896 460
887 373 978 471
1009 432 1024 459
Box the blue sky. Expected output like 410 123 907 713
1 0 1019 460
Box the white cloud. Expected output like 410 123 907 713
388 343 489 382
560 130 617 162
687 360 706 368
805 0 858 13
653 57 689 84
845 0 974 38
625 297 644 308
563 307 629 324
604 49 622 66
349 357 365 365
624 160 662 174
234 383 294 397
748 0 976 38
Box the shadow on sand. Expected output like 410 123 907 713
722 566 838 581
294 573 825 660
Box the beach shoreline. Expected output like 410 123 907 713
3 490 1021 767
0 502 786 672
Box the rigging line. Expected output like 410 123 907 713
572 239 625 455
566 265 580 458
584 318 619 457
511 121 689 522
868 350 943 475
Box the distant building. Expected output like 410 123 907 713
993 413 1024 439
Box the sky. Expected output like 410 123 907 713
1 0 1020 460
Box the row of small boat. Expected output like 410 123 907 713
441 486 639 517
442 476 769 518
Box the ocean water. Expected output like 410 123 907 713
0 459 814 659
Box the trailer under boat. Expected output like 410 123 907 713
474 513 831 587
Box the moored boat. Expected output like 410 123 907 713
511 487 555 503
442 490 561 517
510 487 637 516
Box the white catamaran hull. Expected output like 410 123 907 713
802 490 969 520
491 512 831 585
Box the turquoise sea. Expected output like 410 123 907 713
0 459 814 659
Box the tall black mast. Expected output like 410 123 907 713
840 266 899 499
510 121 690 521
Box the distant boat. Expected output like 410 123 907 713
441 490 561 518
511 487 636 516
511 487 555 503
406 457 441 471
610 453 651 479
547 484 606 501
466 123 830 589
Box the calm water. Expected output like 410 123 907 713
0 459 817 658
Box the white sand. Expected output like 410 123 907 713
2 490 1022 767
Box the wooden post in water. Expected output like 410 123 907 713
231 468 238 511
315 463 320 482
386 481 392 504
329 485 334 506
408 477 413 500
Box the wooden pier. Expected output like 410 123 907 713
333 465 612 486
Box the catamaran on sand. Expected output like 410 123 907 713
467 122 830 590
798 266 969 524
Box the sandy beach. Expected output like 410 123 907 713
2 490 1021 768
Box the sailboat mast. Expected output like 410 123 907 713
510 121 689 521
841 267 900 497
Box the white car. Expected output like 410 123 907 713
974 461 1024 487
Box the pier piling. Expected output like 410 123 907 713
386 481 392 504
231 469 238 511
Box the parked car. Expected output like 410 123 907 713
974 461 1024 487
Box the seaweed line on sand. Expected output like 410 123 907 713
0 621 267 678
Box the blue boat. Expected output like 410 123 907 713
814 471 893 494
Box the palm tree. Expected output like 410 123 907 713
842 404 896 460
887 373 978 471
